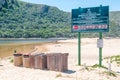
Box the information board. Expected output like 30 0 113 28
97 39 103 48
71 6 109 32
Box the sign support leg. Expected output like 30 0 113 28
78 32 81 65
99 32 102 67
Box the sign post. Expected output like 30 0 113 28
71 5 109 66
78 32 81 65
99 32 103 67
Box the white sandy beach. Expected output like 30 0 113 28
0 38 120 80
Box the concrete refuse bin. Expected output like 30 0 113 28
13 53 23 66
34 53 47 69
46 53 55 71
62 53 69 71
23 54 30 68
55 53 63 72
30 54 35 68
46 53 63 71
46 53 68 72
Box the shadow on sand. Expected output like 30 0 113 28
63 70 76 74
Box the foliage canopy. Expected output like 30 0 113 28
0 0 120 38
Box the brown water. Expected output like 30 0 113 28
0 38 65 58
0 43 39 58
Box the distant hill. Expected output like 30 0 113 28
107 11 120 37
0 0 71 38
110 11 120 25
0 0 120 38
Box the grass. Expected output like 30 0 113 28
56 73 62 77
91 64 117 77
91 64 108 69
91 64 118 77
102 71 117 77
79 64 108 71
104 55 120 66
8 57 14 63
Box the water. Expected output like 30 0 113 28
0 38 66 58
0 38 63 45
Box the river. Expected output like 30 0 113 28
0 38 66 58
0 38 63 45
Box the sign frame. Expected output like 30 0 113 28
71 5 109 33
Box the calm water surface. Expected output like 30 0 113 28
0 38 66 58
0 38 64 45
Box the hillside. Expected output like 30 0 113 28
0 0 120 38
0 0 19 9
110 11 120 25
107 11 120 37
0 0 71 38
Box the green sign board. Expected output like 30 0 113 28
71 6 109 32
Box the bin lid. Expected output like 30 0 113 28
13 53 22 56
23 54 30 58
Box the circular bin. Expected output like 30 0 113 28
23 54 30 68
13 53 23 66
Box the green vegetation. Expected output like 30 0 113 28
8 57 14 63
80 64 107 71
91 64 108 69
56 73 62 77
110 11 120 25
79 64 117 77
80 66 93 71
104 55 120 66
102 71 117 77
0 0 120 38
0 0 72 38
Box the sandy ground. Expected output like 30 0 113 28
0 38 120 80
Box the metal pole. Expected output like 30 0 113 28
78 32 81 65
99 32 102 67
